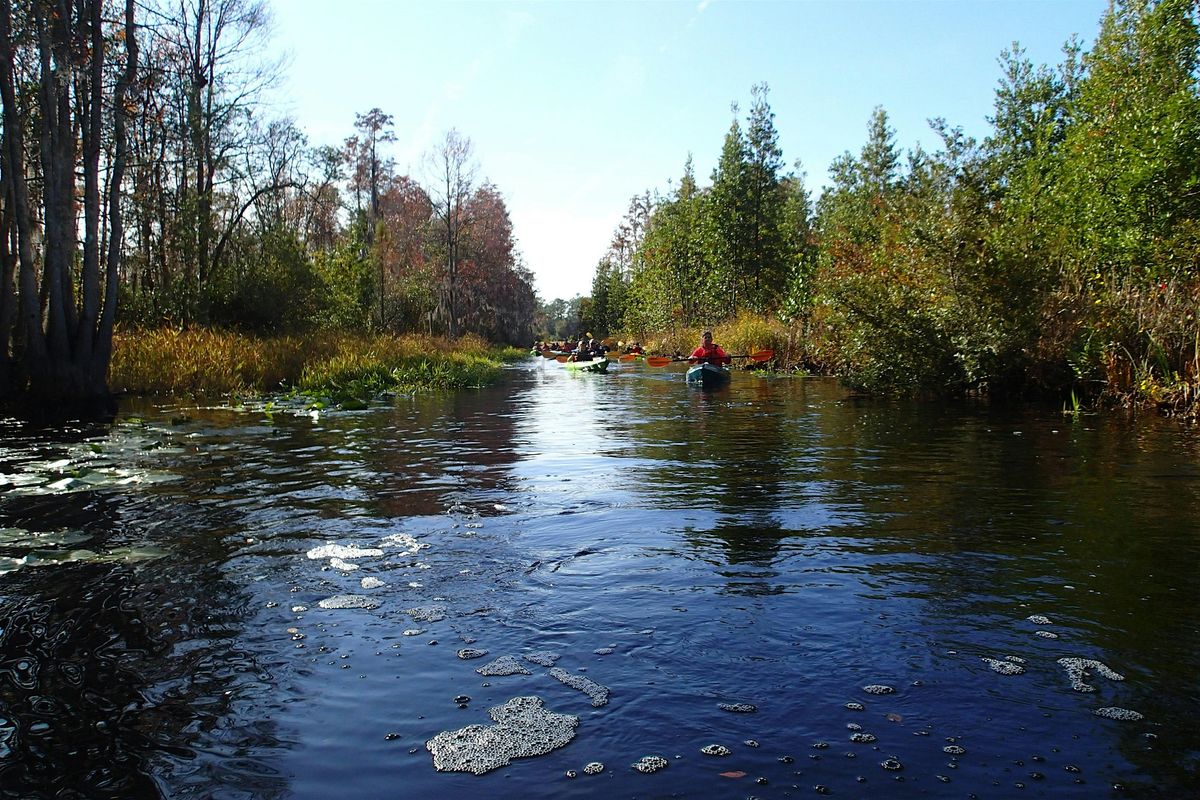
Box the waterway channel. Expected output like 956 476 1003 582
1 357 1197 798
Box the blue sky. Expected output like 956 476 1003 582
267 0 1108 303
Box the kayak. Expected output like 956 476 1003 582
685 362 730 386
563 357 610 374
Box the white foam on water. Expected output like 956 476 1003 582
1057 657 1124 692
1094 707 1143 721
982 657 1026 675
548 667 610 707
306 544 383 561
425 695 579 775
476 656 531 676
523 651 560 667
317 594 380 610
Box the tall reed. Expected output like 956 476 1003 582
110 328 509 400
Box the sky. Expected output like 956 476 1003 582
265 0 1109 303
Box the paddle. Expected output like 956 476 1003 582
618 352 644 362
645 349 774 367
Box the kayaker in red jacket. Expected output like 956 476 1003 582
690 330 731 365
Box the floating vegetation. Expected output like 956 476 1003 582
583 762 604 774
1 543 168 574
744 739 760 748
1057 658 1124 692
1027 615 1053 625
425 695 579 775
845 702 865 711
548 667 610 707
632 755 668 773
862 685 894 695
718 702 757 713
700 744 731 756
593 647 615 655
317 594 380 610
329 558 358 571
1035 630 1059 639
850 733 876 743
943 745 966 755
0 527 92 548
1094 707 1143 721
982 657 1027 675
360 577 385 589
846 723 862 731
457 648 489 660
476 656 531 677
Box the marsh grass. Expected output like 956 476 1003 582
625 314 793 368
111 328 510 404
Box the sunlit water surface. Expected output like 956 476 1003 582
1 359 1198 799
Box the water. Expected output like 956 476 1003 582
1 359 1197 799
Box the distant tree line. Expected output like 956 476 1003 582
586 0 1199 408
1 0 537 408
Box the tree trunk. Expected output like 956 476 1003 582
0 0 136 413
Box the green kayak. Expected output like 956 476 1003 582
685 362 730 386
563 357 610 374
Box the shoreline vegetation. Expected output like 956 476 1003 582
2 1 1196 423
567 2 1199 422
612 315 1199 420
110 329 523 408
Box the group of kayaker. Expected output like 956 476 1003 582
533 331 730 364
531 336 608 361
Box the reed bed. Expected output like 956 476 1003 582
111 328 510 402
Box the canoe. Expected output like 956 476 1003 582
685 362 730 386
563 357 610 374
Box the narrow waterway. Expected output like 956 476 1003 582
1 358 1197 799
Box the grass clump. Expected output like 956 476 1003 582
111 328 508 405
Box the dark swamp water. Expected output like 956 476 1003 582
1 358 1198 799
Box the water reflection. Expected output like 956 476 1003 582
0 363 1197 798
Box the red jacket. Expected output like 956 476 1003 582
690 343 730 365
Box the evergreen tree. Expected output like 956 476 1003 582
705 106 752 318
743 83 789 313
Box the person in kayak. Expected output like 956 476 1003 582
690 330 731 365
